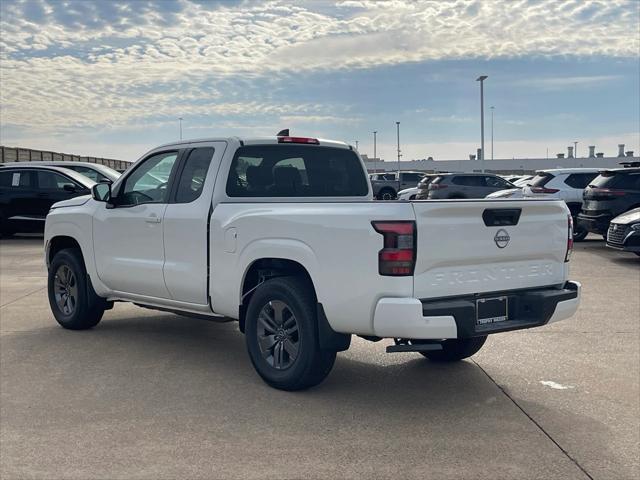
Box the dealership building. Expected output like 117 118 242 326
363 144 639 174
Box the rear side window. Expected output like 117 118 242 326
564 173 598 189
591 172 640 190
174 147 214 203
226 145 368 197
529 173 555 187
402 173 423 182
0 170 34 188
452 175 483 186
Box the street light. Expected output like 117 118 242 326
373 131 377 173
490 106 494 161
476 75 488 172
178 117 183 140
396 121 401 177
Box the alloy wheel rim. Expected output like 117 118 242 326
54 264 78 316
257 300 300 370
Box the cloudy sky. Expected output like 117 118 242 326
1 0 638 162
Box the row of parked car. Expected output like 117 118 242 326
2 159 639 257
0 161 121 236
379 166 640 256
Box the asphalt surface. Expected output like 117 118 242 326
0 235 638 480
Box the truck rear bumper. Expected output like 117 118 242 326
372 281 580 339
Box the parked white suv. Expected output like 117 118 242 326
489 169 600 241
44 136 580 390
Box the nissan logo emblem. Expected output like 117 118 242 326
494 229 510 248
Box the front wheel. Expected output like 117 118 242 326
48 248 106 330
418 336 487 362
245 277 336 391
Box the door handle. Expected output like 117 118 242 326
145 214 161 224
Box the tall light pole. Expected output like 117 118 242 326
179 117 183 140
476 75 488 172
490 106 494 161
373 131 377 173
395 121 401 177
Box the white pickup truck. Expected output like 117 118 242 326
44 135 581 390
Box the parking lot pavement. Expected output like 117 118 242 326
1 236 638 480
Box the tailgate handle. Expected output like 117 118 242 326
483 208 521 227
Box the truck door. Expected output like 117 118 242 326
93 150 180 299
162 142 226 305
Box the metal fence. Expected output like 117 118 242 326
0 146 131 172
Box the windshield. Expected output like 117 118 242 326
528 173 554 187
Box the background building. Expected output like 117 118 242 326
363 145 638 174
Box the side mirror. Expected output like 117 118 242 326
91 183 111 202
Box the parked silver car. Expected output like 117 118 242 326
0 161 120 183
426 173 515 199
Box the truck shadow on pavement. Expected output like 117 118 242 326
2 311 624 480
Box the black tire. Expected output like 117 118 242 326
377 188 396 201
0 211 14 237
573 224 589 242
419 336 487 362
245 276 336 391
48 248 105 330
409 195 416 200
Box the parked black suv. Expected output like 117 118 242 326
577 167 640 236
0 165 95 236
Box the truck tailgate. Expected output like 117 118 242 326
411 199 569 299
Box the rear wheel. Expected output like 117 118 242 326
416 336 487 362
377 188 396 200
245 276 336 391
48 248 106 330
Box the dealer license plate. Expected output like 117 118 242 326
476 296 508 326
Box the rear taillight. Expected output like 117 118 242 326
372 221 416 276
530 187 560 194
428 183 448 190
565 214 573 262
277 136 320 145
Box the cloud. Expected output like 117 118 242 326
0 0 638 144
515 75 623 90
427 115 473 123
